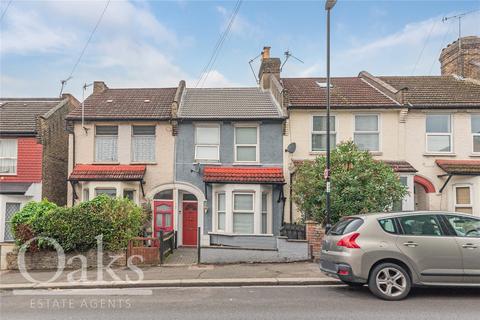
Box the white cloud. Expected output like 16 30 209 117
216 5 258 38
192 70 236 88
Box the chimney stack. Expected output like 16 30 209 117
93 81 108 93
439 36 480 80
258 46 281 90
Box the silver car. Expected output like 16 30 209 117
320 211 480 300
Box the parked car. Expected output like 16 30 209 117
320 211 480 300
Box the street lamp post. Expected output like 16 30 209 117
324 0 336 232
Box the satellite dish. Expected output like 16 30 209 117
286 143 297 153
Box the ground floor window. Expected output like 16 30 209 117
123 189 135 201
4 202 20 241
454 185 473 214
95 188 117 198
213 184 272 235
392 175 414 211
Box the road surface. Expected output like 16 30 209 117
1 285 479 320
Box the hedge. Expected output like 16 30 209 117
11 195 145 252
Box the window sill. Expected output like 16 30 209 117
368 151 383 156
0 173 17 176
131 162 157 165
469 153 480 157
232 162 261 166
93 162 120 165
194 160 221 164
208 231 274 237
423 153 457 157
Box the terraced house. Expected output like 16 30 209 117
259 36 480 221
0 95 78 246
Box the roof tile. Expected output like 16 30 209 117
69 164 146 181
203 166 284 184
436 160 480 175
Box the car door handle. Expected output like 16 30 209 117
462 244 478 249
403 242 418 247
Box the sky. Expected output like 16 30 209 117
1 0 479 99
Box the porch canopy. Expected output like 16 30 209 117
68 164 146 181
436 160 480 192
203 166 284 184
0 182 32 195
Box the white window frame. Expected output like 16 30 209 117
131 125 156 163
454 184 473 214
311 114 337 152
95 125 118 163
216 192 226 232
353 114 380 152
0 139 18 175
232 191 255 234
194 124 220 161
83 188 90 202
234 124 259 163
425 114 453 154
471 114 480 154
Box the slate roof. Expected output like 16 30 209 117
281 77 399 108
0 98 63 134
67 88 177 120
379 76 480 108
436 160 480 175
203 167 284 184
178 88 283 119
69 164 146 181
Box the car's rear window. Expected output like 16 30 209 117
378 218 398 234
329 218 363 235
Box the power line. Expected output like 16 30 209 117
412 19 437 75
60 0 110 95
195 0 242 88
0 0 13 23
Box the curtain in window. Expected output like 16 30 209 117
132 136 155 162
0 140 17 174
95 136 118 162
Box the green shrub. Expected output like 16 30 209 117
11 195 145 252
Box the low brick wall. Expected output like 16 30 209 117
306 221 325 260
6 248 126 270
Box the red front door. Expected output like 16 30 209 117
153 200 174 238
182 201 198 246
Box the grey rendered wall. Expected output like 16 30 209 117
175 120 284 235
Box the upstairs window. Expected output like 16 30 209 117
95 126 118 162
426 114 451 153
311 116 336 152
132 125 156 162
0 139 17 174
235 126 258 162
472 115 480 153
195 125 220 161
354 115 379 151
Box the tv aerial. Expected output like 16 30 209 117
248 52 262 84
281 50 304 71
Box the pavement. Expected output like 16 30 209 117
0 262 338 290
2 285 480 320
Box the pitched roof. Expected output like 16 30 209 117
68 164 146 181
0 98 64 134
281 77 398 109
67 88 177 121
203 166 284 184
178 88 283 119
436 160 480 175
379 76 480 108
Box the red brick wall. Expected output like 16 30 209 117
0 137 42 183
306 221 325 260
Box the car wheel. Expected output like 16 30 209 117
343 281 364 287
368 263 411 301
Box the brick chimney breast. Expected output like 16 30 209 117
258 46 281 90
93 81 108 93
439 36 480 80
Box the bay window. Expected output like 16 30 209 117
354 115 379 151
0 139 17 174
235 126 258 162
311 115 336 152
426 114 452 153
454 186 473 214
261 192 268 234
233 193 254 234
132 125 156 162
472 115 480 153
95 188 117 198
195 125 220 161
95 126 118 162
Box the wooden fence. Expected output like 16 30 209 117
127 231 176 265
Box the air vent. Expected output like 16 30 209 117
316 82 333 88
106 99 113 103
144 99 151 103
